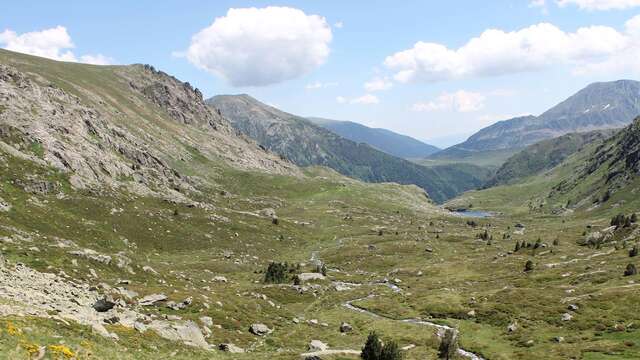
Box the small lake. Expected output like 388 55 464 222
450 209 493 218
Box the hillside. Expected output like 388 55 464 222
433 80 640 161
450 117 640 215
308 117 439 158
485 130 615 187
208 94 477 202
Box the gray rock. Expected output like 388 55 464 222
93 298 116 312
507 322 518 332
567 304 579 311
138 293 168 306
297 273 325 282
249 323 271 336
308 340 328 352
339 322 352 333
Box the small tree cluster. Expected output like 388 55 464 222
264 262 296 284
361 332 403 360
611 213 634 228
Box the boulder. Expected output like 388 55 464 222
138 293 167 306
339 322 353 333
507 322 518 332
147 320 209 349
308 340 328 352
249 323 271 336
92 298 116 312
297 273 325 282
561 313 573 321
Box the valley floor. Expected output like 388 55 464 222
0 148 639 360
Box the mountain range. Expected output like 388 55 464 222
208 94 483 202
433 80 640 162
307 117 439 158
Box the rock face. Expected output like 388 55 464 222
0 51 298 203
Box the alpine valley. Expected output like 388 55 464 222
1 29 640 360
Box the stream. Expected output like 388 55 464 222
310 254 485 359
342 293 484 360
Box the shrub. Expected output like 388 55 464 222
514 241 521 252
524 260 534 272
630 245 639 258
624 264 637 276
264 262 290 284
631 213 638 223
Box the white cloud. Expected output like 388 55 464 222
412 90 486 113
364 77 393 92
384 20 635 83
80 54 114 65
557 0 640 10
337 94 380 104
351 94 379 104
334 21 344 29
305 81 338 90
529 0 549 13
0 26 113 65
185 6 332 87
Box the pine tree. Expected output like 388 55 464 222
630 245 639 258
631 213 638 223
514 241 520 252
361 332 382 360
380 340 402 360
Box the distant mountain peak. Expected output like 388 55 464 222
434 79 640 159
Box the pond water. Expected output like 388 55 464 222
450 209 493 218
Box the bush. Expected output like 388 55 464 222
630 245 639 258
624 264 637 276
631 213 638 223
264 262 291 284
524 260 534 272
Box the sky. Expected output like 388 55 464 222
2 1 640 147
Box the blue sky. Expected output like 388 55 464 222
2 1 640 147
